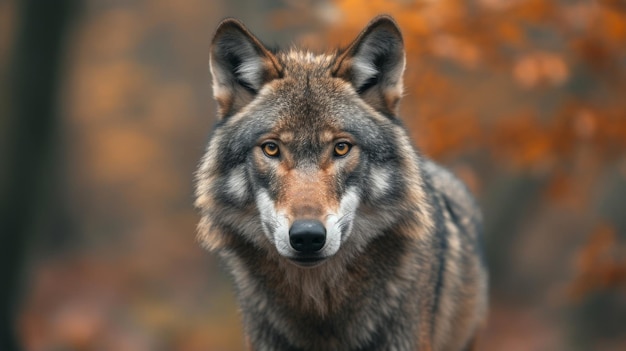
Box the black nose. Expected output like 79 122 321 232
289 220 326 253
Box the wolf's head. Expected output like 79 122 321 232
196 16 431 267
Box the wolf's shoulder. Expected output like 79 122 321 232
421 158 482 228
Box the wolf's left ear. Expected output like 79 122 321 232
333 15 406 117
210 19 283 118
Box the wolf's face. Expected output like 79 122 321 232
250 123 361 266
241 73 379 266
196 17 422 267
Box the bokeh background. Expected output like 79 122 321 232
2 0 626 350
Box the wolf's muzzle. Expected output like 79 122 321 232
289 219 326 253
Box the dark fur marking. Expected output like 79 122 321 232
431 216 448 336
356 75 379 94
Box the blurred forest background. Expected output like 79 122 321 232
1 0 625 350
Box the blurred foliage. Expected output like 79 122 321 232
569 223 626 301
3 0 625 350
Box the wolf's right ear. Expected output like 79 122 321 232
210 19 282 118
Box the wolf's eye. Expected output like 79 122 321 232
262 142 280 157
334 142 351 157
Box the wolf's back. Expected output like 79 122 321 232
419 159 488 351
422 159 483 239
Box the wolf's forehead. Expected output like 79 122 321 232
275 130 336 144
246 49 370 141
279 49 336 71
269 51 354 101
267 82 353 137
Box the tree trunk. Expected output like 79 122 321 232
0 1 77 349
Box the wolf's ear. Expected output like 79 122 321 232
333 15 406 117
210 19 282 118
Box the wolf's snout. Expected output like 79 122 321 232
289 220 326 253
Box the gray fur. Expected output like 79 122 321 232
195 15 488 351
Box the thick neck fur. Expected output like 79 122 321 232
219 223 439 351
221 225 413 318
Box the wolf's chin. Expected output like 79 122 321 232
288 256 327 268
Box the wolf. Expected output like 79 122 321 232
195 15 488 351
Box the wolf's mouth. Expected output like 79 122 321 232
289 256 326 267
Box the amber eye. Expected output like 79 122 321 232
334 142 351 157
262 142 280 157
